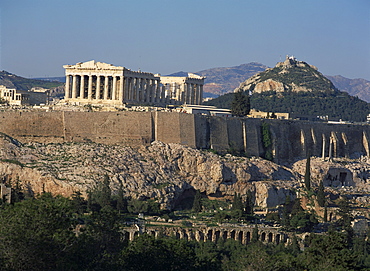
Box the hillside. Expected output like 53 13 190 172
204 57 370 122
204 91 370 122
0 71 63 90
236 56 338 94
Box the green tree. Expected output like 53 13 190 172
0 193 79 270
192 190 202 213
261 121 273 161
304 155 311 191
88 174 112 211
116 183 127 213
230 91 250 117
251 225 259 243
317 180 325 207
245 190 254 216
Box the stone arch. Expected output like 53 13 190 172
214 230 221 242
238 231 243 243
246 231 251 243
207 229 213 241
230 230 236 240
222 231 228 240
197 231 204 242
268 232 273 243
183 231 188 241
261 232 266 242
124 231 130 241
275 234 281 244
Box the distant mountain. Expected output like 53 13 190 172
0 71 63 90
327 75 370 103
197 62 268 97
33 76 65 83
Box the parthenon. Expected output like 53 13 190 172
63 60 204 106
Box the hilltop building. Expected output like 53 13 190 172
63 60 205 106
0 85 48 106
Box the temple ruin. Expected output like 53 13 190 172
63 60 204 106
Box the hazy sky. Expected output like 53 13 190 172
1 0 369 80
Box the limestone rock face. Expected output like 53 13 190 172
0 135 369 210
0 135 301 209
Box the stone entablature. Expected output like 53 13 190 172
63 60 205 106
159 73 203 105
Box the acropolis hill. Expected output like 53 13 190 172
0 60 369 216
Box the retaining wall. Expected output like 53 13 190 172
0 111 369 162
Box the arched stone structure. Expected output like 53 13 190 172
122 225 289 246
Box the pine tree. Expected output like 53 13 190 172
317 180 325 207
323 205 328 222
192 190 202 213
304 155 311 191
116 183 127 213
245 191 254 215
230 91 250 117
251 224 259 243
231 193 244 211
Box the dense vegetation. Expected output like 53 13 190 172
204 90 370 122
0 179 368 270
230 91 250 117
255 63 337 92
0 71 63 91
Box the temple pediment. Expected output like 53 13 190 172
64 60 123 70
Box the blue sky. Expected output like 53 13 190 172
1 0 369 80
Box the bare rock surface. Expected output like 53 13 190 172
0 134 369 209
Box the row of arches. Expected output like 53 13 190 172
123 227 289 245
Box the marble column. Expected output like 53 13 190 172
72 75 77 99
124 77 130 101
193 84 198 105
150 80 155 103
186 83 191 104
87 75 93 100
112 76 117 100
104 76 109 100
119 76 124 102
190 83 194 104
65 75 71 99
96 76 101 100
79 75 85 99
199 85 203 104
146 79 151 103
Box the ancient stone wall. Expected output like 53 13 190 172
123 225 289 245
0 111 369 163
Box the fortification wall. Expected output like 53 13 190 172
0 111 369 163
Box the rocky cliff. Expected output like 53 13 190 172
1 133 369 210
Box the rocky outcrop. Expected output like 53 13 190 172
0 134 369 210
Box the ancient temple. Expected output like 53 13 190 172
63 60 204 106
